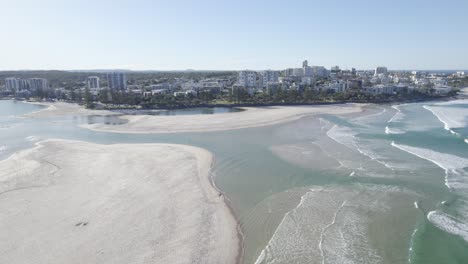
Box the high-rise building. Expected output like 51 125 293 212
87 76 100 89
27 78 48 91
374 67 388 76
238 71 257 87
5 78 19 90
302 60 308 68
106 72 127 90
5 77 47 91
283 68 294 77
261 70 280 86
312 66 329 78
303 66 313 77
331 66 341 73
292 68 304 77
18 79 29 90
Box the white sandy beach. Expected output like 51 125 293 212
82 104 363 134
23 101 116 117
0 140 239 264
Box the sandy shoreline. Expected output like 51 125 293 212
22 101 116 117
20 100 364 134
82 104 364 134
0 140 239 264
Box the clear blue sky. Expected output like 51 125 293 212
1 0 467 71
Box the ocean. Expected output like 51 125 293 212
0 99 467 263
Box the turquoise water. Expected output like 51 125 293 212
0 100 467 263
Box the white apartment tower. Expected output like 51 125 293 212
87 76 100 89
262 70 280 86
238 71 257 87
106 72 127 90
28 78 48 91
5 78 19 90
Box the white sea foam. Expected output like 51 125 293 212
254 186 391 264
464 139 468 144
427 211 468 242
414 201 419 209
385 126 406 135
0 146 6 152
327 125 395 170
408 228 418 263
0 123 23 129
388 105 406 123
434 99 468 106
349 171 356 177
423 105 468 131
354 107 387 123
318 200 347 264
391 142 468 190
25 136 40 142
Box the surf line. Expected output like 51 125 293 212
319 200 347 264
422 105 461 136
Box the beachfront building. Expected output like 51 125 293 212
327 80 349 93
261 70 280 87
87 76 100 89
106 72 127 91
434 85 453 95
5 78 19 91
27 78 48 91
238 71 257 87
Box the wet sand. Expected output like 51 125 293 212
82 104 364 134
23 101 116 117
0 140 239 264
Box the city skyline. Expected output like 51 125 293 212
2 0 468 71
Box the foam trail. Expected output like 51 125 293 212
414 201 419 209
427 211 468 242
353 106 387 123
391 142 468 190
388 104 406 123
254 188 323 264
385 126 406 135
328 125 395 171
423 105 467 131
25 136 40 142
408 228 418 263
434 99 468 106
319 200 347 264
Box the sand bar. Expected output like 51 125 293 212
83 104 363 134
0 140 239 264
23 101 116 117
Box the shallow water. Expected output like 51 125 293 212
1 100 467 264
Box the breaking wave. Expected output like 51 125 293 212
391 142 468 190
327 125 395 170
254 187 384 264
423 105 467 134
427 211 468 242
385 126 406 135
25 136 40 142
388 105 406 123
